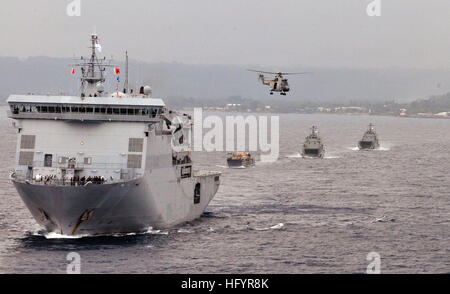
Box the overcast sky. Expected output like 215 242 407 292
0 0 449 69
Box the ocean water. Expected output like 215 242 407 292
0 107 449 273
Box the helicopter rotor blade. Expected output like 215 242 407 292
279 72 312 75
247 69 312 75
246 69 280 75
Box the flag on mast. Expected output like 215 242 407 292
71 68 75 75
95 39 102 52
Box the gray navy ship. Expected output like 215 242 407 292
7 34 221 236
358 123 380 150
301 126 325 158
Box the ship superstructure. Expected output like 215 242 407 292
358 123 380 150
301 126 325 158
7 34 220 236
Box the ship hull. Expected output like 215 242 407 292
226 158 254 168
12 172 220 236
358 140 379 150
301 148 324 158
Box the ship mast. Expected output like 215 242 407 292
124 51 129 94
72 34 115 98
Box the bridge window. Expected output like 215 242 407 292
10 105 17 113
9 103 163 119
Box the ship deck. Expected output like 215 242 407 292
193 170 221 177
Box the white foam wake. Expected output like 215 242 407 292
286 152 302 158
215 165 229 169
249 223 285 231
270 223 285 229
40 226 170 239
349 146 390 151
145 227 169 235
44 232 85 239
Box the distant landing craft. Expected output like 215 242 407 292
247 69 311 95
358 123 380 150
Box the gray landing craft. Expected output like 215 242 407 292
7 34 221 236
301 126 325 158
358 123 380 150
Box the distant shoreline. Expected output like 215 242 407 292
1 100 448 120
180 107 450 120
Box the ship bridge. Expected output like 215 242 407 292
7 95 166 122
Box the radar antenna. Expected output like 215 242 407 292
71 34 116 97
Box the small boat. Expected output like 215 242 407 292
358 123 380 150
301 126 325 158
227 152 255 168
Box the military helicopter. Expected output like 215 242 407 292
247 69 311 95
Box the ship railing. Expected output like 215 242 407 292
11 161 144 186
29 161 126 170
193 170 222 177
10 173 140 186
7 110 162 122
